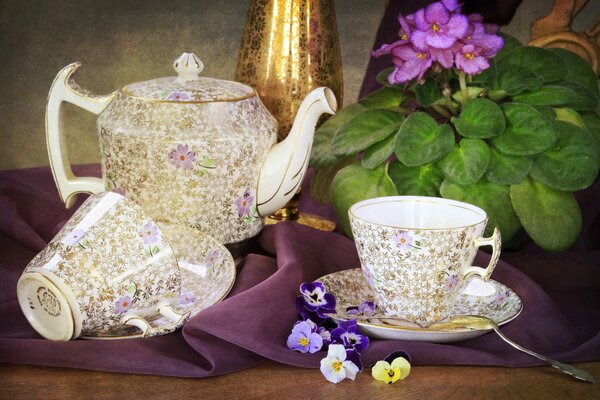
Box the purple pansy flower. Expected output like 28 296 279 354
64 229 85 246
411 2 468 50
346 301 377 317
235 190 254 217
331 319 370 353
392 231 414 251
138 222 158 245
317 326 332 346
167 91 192 101
114 295 133 314
169 144 196 170
179 292 196 305
287 320 324 353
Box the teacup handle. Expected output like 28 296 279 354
122 304 190 338
463 228 501 281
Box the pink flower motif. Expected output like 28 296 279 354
204 249 220 268
169 144 196 170
167 91 192 101
64 229 85 246
138 222 158 245
179 292 196 305
235 190 254 217
114 295 133 314
444 274 460 292
392 231 414 251
494 289 510 305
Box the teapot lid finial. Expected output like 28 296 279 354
173 52 204 80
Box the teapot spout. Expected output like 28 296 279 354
256 87 337 216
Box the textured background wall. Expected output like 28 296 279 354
0 0 597 170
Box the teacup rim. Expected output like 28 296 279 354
348 195 488 231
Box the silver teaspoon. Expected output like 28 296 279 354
359 314 596 384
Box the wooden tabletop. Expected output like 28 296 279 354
2 361 598 400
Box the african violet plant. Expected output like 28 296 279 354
309 0 600 251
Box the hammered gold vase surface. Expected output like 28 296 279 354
236 0 343 141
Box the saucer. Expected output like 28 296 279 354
83 225 236 339
318 268 522 343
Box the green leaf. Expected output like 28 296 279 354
452 98 505 139
491 103 557 156
388 161 443 197
533 106 556 121
495 33 522 62
548 48 600 98
440 179 522 240
579 111 600 150
376 67 396 87
310 103 367 168
437 139 490 185
395 112 455 166
331 163 398 236
310 156 356 204
332 109 403 156
510 177 582 251
500 46 567 83
512 85 578 107
415 78 442 107
555 81 598 111
530 121 600 191
362 131 398 169
485 146 533 185
359 87 405 110
491 64 544 97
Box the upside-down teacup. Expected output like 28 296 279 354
17 191 189 340
349 196 501 324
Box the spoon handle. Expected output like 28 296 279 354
490 325 596 384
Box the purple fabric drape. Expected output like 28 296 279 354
0 165 598 377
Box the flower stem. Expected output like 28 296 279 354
432 104 451 119
459 72 468 105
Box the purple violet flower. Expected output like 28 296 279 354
331 319 370 353
114 295 133 314
455 44 490 75
287 320 324 354
411 2 468 50
346 301 377 317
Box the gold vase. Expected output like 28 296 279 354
236 0 343 141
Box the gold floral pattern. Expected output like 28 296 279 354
83 223 236 339
97 91 277 247
349 213 490 324
23 192 181 337
319 269 522 339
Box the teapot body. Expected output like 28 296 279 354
97 91 277 246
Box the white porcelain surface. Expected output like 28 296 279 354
82 224 236 339
45 52 336 247
318 268 522 343
349 196 501 324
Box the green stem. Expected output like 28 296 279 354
459 71 468 105
431 104 451 118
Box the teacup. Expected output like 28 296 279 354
349 196 501 324
17 191 189 340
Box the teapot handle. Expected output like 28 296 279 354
46 63 116 208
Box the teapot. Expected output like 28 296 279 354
46 52 336 252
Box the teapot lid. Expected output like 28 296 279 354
121 52 255 103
